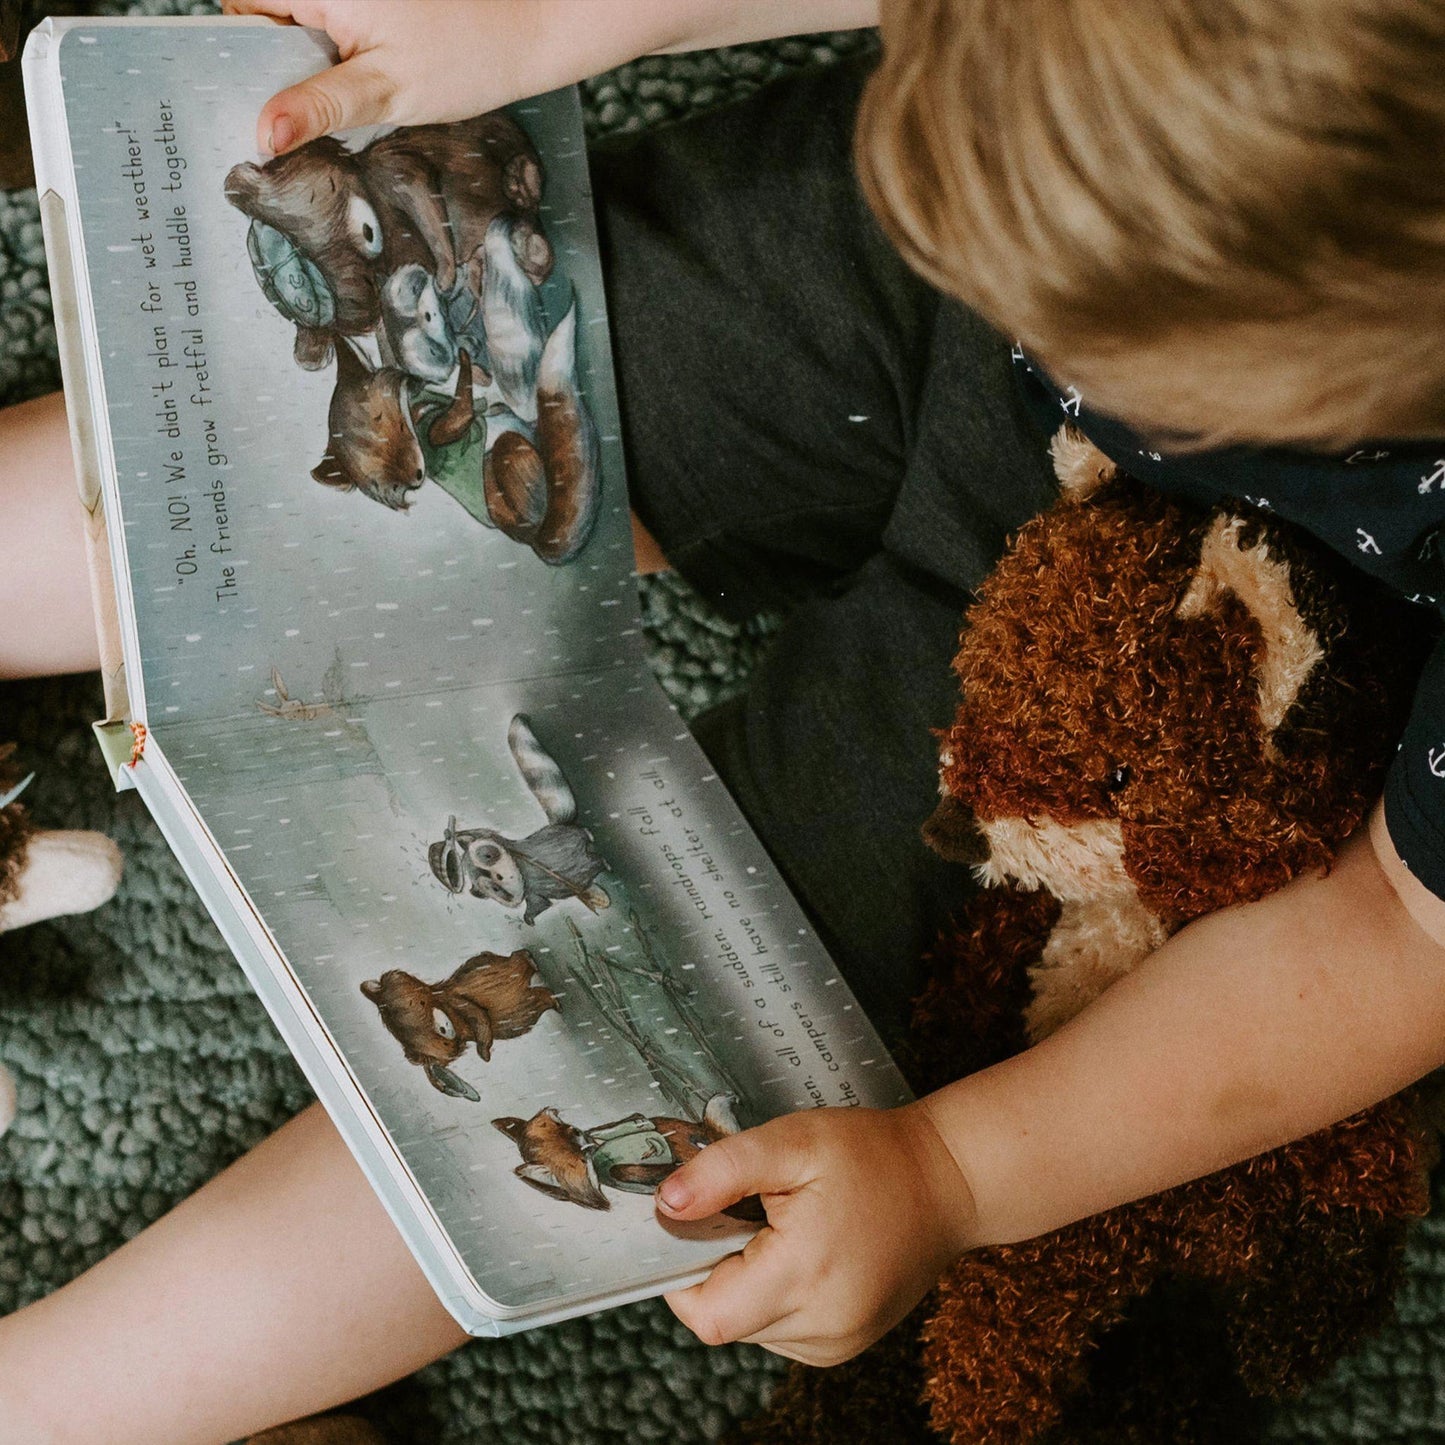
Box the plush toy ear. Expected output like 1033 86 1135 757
1050 426 1118 503
1176 513 1324 743
359 979 382 1000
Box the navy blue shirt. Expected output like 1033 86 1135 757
1015 353 1445 902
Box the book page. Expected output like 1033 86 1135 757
59 23 636 727
51 20 912 1316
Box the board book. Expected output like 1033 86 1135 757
22 15 911 1335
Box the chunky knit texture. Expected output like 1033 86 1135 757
3 5 1444 1441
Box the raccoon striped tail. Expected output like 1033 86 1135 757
508 714 576 824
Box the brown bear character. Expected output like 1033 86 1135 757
360 948 559 1101
734 430 1435 1445
223 115 551 370
492 1095 765 1221
229 121 601 562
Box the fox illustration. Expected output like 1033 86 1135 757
492 1095 764 1220
360 948 560 1100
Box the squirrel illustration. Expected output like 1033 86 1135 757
360 947 560 1100
492 1095 764 1220
429 714 610 926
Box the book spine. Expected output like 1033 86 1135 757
24 20 137 787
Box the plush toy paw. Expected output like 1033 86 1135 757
0 829 124 934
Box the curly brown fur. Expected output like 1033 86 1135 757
744 474 1433 1445
722 1298 938 1445
0 743 34 912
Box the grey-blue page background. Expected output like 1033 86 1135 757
58 21 909 1312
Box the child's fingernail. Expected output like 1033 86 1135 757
269 115 295 155
658 1178 690 1212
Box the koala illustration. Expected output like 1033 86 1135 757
224 115 551 370
381 213 548 421
360 948 559 1100
367 272 602 563
492 1095 763 1220
429 714 610 925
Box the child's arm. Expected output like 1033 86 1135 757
658 804 1445 1364
221 0 879 155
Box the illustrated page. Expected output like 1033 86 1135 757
56 21 911 1310
60 23 636 727
159 675 909 1309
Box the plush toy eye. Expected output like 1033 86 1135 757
432 1007 456 1041
347 195 384 258
1106 765 1133 793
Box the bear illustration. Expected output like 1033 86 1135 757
360 948 559 1100
492 1095 764 1221
224 115 551 370
738 431 1433 1445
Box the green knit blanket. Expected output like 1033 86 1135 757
2 5 1442 1441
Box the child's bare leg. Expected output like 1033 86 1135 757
0 391 98 679
0 1103 466 1444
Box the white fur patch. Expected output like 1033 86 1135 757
1025 895 1168 1041
1049 425 1118 502
976 814 1132 902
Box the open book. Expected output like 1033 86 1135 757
23 15 910 1334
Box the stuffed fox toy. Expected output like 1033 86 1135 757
736 430 1436 1445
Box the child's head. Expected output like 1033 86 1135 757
857 0 1445 451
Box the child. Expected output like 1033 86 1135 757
3 0 1445 1438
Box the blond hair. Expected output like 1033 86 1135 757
856 0 1445 450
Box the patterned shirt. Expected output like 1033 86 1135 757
1014 352 1445 902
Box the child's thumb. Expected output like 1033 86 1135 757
257 56 395 154
656 1124 792 1222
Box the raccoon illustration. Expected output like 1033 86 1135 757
429 714 610 926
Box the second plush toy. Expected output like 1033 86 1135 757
734 430 1435 1445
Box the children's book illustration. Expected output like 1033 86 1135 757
429 714 610 924
256 662 336 722
560 915 748 1120
361 948 560 1100
492 1096 763 1220
42 19 912 1325
225 116 600 563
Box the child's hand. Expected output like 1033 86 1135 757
221 0 770 156
658 1103 975 1365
